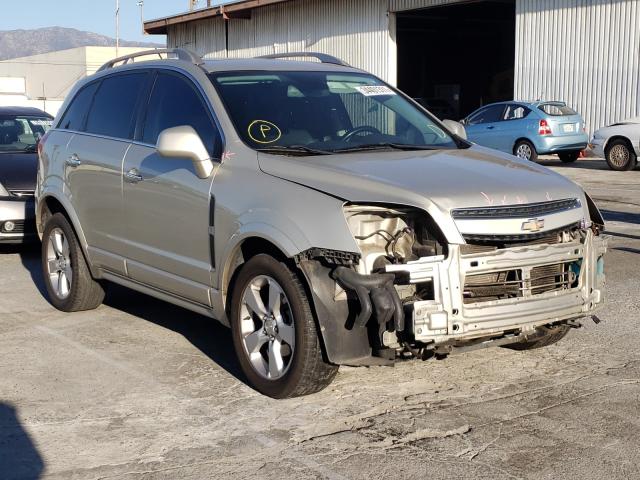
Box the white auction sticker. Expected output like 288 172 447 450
31 120 53 126
354 85 396 97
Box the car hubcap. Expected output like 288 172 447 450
240 275 295 380
46 228 72 299
516 143 532 160
610 144 630 168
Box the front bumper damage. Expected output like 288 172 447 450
297 230 607 366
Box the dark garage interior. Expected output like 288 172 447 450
397 0 516 120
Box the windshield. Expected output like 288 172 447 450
0 115 52 153
210 71 459 154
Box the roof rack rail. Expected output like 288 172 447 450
97 48 203 72
257 52 350 67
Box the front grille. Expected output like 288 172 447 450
463 261 580 304
452 198 581 219
1 220 25 233
462 223 580 248
9 190 35 198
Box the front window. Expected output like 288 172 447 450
210 71 460 155
0 115 52 153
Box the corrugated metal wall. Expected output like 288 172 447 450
515 0 640 132
168 0 397 84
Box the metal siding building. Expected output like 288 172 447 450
147 0 640 134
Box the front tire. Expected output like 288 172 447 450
606 139 637 171
42 213 105 312
504 324 570 351
230 254 338 398
514 139 538 162
559 151 580 163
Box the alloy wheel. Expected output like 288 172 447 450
516 143 532 160
46 227 73 299
239 275 295 380
609 144 630 169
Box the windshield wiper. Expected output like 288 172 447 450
256 145 334 156
333 143 441 153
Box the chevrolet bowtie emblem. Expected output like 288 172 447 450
522 218 545 232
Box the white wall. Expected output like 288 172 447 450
515 0 640 132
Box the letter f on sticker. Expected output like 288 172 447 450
260 124 272 139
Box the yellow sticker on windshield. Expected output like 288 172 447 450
248 120 282 144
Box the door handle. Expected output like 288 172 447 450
124 168 143 183
486 126 495 130
65 153 81 167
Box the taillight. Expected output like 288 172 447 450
37 130 51 158
538 119 552 136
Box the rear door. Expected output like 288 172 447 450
121 70 222 305
464 104 507 151
64 71 150 274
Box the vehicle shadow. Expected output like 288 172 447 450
103 283 247 385
0 403 45 480
601 209 640 225
613 246 640 255
0 243 49 299
537 157 612 170
5 243 248 388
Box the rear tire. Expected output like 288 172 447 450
514 140 538 162
41 213 105 312
230 254 338 398
559 151 580 163
504 324 570 351
606 138 637 171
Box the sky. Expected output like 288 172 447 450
0 0 235 44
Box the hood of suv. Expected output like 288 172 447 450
0 152 37 192
258 146 584 212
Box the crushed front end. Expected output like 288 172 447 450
297 197 607 366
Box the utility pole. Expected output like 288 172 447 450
137 1 145 35
115 0 120 57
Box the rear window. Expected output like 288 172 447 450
85 73 147 139
59 82 99 131
538 103 577 116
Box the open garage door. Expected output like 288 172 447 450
397 0 515 121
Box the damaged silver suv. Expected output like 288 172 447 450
36 49 607 398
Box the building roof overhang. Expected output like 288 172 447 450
144 0 291 34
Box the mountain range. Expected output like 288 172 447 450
0 27 162 61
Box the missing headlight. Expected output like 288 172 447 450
343 204 447 273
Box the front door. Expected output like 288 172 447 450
122 71 222 306
464 104 507 151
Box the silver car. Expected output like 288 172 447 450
590 117 640 171
36 49 608 398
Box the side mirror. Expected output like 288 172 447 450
442 119 467 140
156 125 214 179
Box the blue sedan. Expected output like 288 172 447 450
462 101 589 163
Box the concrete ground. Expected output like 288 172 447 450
1 157 639 480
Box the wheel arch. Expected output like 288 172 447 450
604 135 634 153
38 193 97 276
513 137 535 154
